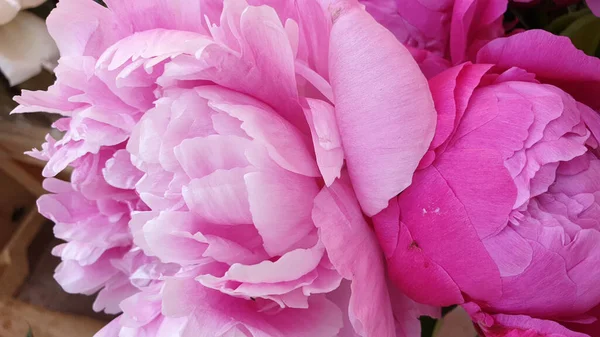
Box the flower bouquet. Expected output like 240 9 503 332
13 0 600 336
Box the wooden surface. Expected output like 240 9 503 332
0 66 110 335
0 169 35 251
0 150 47 297
0 298 104 337
0 207 46 298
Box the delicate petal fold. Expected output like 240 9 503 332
313 176 396 337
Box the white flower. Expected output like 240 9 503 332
0 0 58 86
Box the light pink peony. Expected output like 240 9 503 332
15 0 439 336
374 30 600 336
360 0 508 65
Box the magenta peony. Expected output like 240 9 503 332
15 0 439 336
359 0 508 65
374 30 600 336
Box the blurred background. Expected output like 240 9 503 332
0 0 598 337
0 1 112 336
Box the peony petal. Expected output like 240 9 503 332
245 168 319 256
174 135 253 179
312 176 396 337
329 3 436 216
303 98 344 186
104 0 221 34
163 278 343 337
198 86 320 177
377 149 507 306
477 30 600 109
482 226 533 277
434 148 518 239
373 198 464 306
54 253 121 294
388 281 440 337
103 149 144 190
142 211 208 264
47 0 130 58
183 167 254 226
465 304 590 337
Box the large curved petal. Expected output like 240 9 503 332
329 3 436 216
476 30 600 110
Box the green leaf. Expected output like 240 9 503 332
26 327 33 337
545 8 592 34
560 13 600 55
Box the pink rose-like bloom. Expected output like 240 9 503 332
360 0 508 65
15 0 439 336
374 30 600 336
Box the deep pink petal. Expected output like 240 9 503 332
477 30 600 109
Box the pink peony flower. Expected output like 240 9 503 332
374 30 600 336
35 145 176 314
359 0 508 64
15 0 439 336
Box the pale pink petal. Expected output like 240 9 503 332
303 98 344 186
54 253 121 295
103 149 144 190
198 86 319 177
183 167 254 226
47 0 130 58
245 169 319 256
103 0 221 34
312 176 396 337
163 278 343 337
141 211 208 264
174 135 253 179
